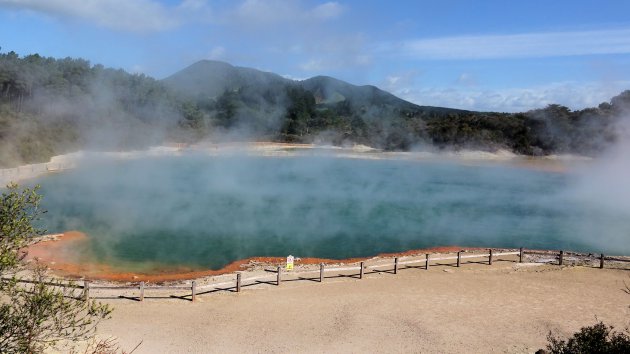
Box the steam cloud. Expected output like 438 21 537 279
565 112 630 251
31 147 630 272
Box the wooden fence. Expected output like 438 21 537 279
3 248 629 303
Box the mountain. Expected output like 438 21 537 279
163 60 289 99
162 61 630 154
162 60 472 148
163 60 463 115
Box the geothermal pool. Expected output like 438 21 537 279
32 153 630 274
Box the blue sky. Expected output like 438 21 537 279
1 0 630 112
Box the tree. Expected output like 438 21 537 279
542 322 630 354
215 90 238 128
0 184 113 353
0 183 43 274
281 86 315 137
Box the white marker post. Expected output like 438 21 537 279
286 255 294 271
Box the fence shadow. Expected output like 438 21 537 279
118 295 141 302
297 276 320 283
368 269 395 275
171 294 192 302
253 279 277 286
197 286 238 295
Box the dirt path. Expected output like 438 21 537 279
96 261 630 353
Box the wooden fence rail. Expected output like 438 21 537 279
4 248 630 303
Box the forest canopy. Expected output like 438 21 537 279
1 50 629 167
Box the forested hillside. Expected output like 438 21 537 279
1 50 629 167
0 50 185 166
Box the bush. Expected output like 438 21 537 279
0 184 115 353
542 322 630 354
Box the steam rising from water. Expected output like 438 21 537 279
33 152 630 272
566 115 630 250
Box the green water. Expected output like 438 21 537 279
32 153 630 272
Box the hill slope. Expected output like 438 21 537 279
163 60 628 155
1 51 629 167
163 60 290 99
163 60 472 148
163 60 464 115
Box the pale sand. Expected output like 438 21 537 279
2 142 589 186
96 260 630 354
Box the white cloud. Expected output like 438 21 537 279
390 28 630 60
207 46 226 60
381 70 422 94
130 64 145 74
299 53 371 72
0 0 213 32
0 0 344 32
231 0 343 25
456 73 477 87
311 2 343 20
178 0 207 11
299 59 326 72
386 76 401 86
385 79 630 112
0 0 175 32
296 33 371 73
282 74 307 81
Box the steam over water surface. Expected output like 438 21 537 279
33 154 630 272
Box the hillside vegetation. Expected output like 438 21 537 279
1 50 629 167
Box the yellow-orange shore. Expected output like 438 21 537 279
26 231 485 283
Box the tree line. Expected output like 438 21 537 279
1 49 629 167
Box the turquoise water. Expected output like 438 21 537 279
32 154 630 272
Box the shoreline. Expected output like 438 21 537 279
27 231 481 283
27 231 626 284
15 143 595 283
1 142 591 186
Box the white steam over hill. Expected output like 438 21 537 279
1 51 629 168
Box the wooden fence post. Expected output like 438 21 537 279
457 251 461 267
319 263 324 283
488 249 493 265
83 280 90 300
394 257 399 274
559 250 564 266
600 254 605 269
191 281 196 302
359 262 364 279
276 266 282 286
425 254 430 270
236 273 241 293
519 247 524 263
140 281 145 302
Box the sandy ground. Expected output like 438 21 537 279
95 258 630 354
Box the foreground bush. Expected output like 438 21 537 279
0 184 117 353
542 322 630 354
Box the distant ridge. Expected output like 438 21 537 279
163 60 289 98
162 59 465 115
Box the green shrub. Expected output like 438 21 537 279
543 322 630 354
